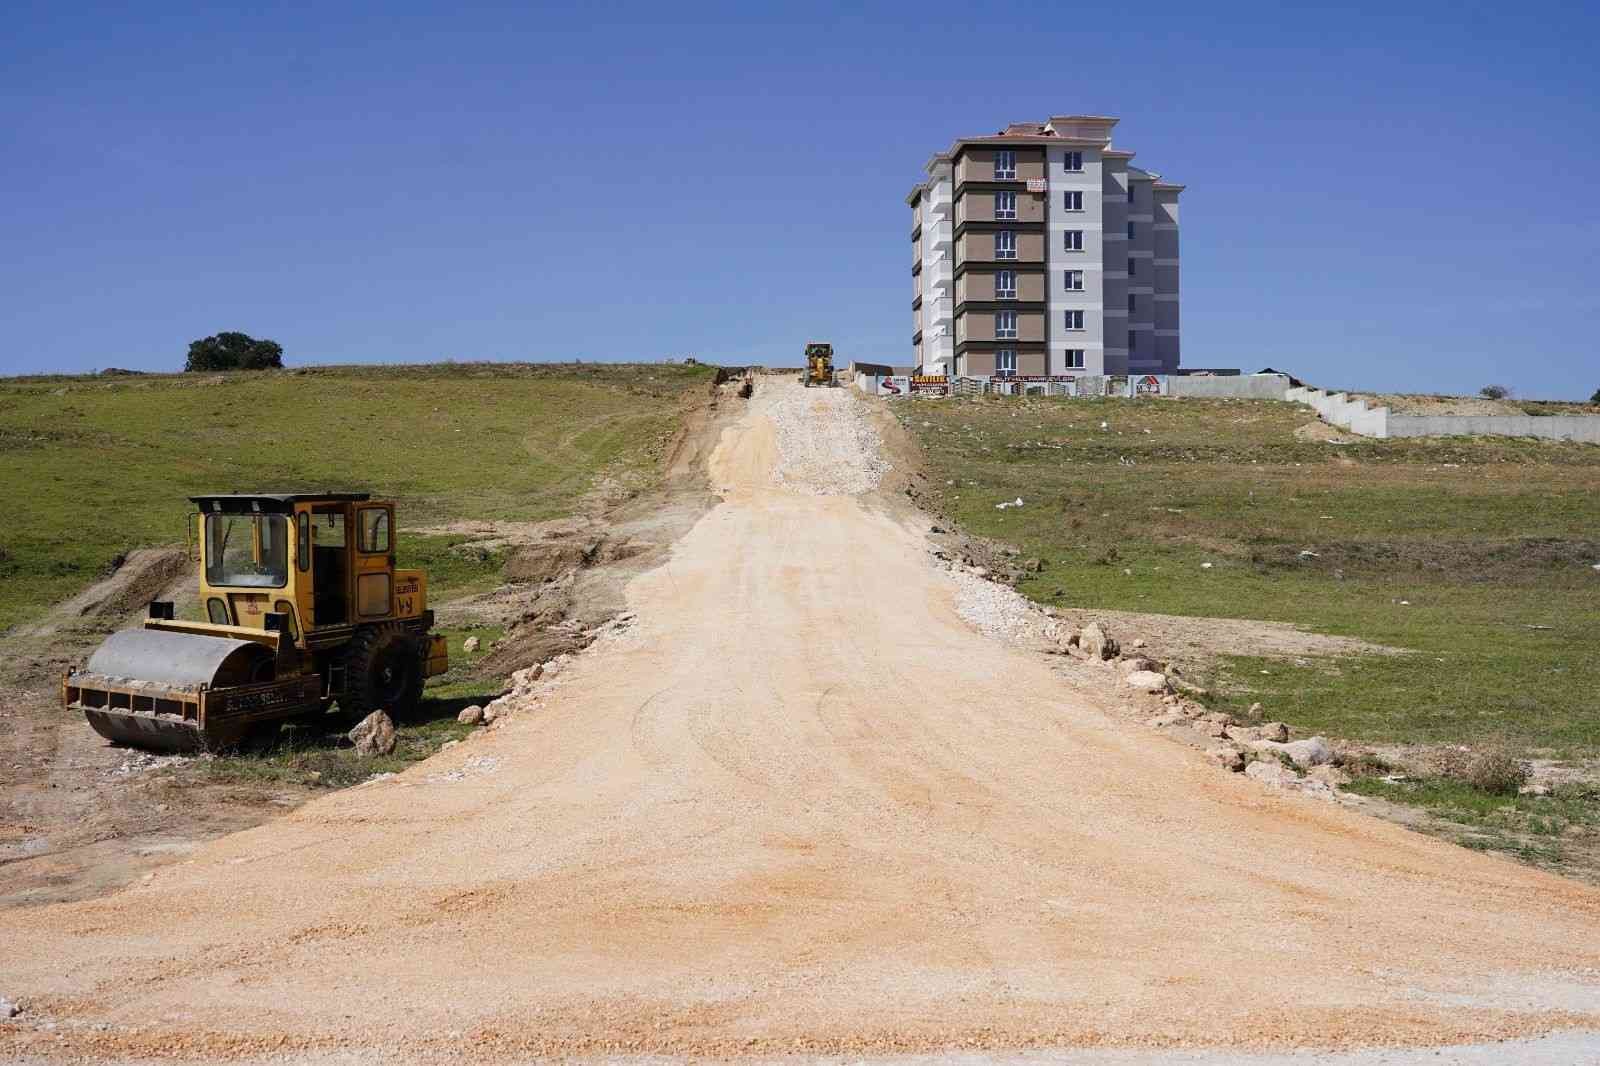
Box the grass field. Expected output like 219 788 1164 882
1 360 712 791
901 396 1600 757
0 361 715 633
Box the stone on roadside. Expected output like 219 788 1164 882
1257 721 1290 743
462 636 480 654
1118 656 1154 675
1248 701 1263 717
1245 759 1297 787
1 997 19 1019
1132 638 1147 649
457 705 484 726
1205 746 1245 772
1146 712 1190 729
348 711 397 757
1079 622 1119 661
1307 764 1351 787
1249 736 1332 768
1123 670 1168 693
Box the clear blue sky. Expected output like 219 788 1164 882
3 0 1597 397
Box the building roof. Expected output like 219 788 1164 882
908 115 1181 197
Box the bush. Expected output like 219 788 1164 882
1590 387 1600 405
1478 384 1511 400
185 332 284 372
1431 746 1530 795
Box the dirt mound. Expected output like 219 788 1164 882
1355 393 1524 417
14 547 188 638
1294 420 1356 443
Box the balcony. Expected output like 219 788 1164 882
925 296 953 326
926 221 952 249
924 184 953 218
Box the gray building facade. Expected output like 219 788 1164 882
908 115 1183 378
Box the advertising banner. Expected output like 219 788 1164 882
876 375 911 397
1133 374 1168 396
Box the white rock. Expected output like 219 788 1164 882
1079 622 1119 661
1205 746 1245 772
1123 670 1168 693
347 711 396 757
1245 760 1297 787
1257 721 1290 743
1250 736 1332 768
456 705 484 726
462 636 480 654
0 997 19 1019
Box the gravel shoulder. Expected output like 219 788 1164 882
2 380 1598 1062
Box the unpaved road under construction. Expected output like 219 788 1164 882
3 381 1599 1064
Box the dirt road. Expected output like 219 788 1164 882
3 381 1598 1062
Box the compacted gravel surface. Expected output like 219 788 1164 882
2 381 1597 1064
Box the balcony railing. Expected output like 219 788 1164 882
926 221 952 248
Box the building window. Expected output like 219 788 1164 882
1064 270 1083 291
1063 150 1083 172
1128 330 1136 351
995 270 1016 299
1064 310 1084 331
994 191 1016 219
996 349 1017 377
1128 257 1136 278
995 150 1016 179
1128 294 1137 314
1063 229 1083 251
995 311 1017 339
1062 190 1083 212
1064 348 1086 369
1127 222 1135 240
1128 184 1135 204
995 231 1016 259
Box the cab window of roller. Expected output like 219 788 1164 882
205 514 288 588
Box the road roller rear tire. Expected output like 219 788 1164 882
341 623 424 721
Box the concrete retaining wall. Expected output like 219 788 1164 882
1285 386 1600 442
1386 414 1600 442
1168 374 1292 400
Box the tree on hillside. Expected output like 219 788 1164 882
1478 383 1511 400
1590 387 1600 405
185 332 284 372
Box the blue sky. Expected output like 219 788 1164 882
2 0 1597 397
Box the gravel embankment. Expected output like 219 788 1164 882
761 382 890 495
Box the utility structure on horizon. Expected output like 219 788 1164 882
908 115 1183 379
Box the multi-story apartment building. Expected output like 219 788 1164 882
908 115 1183 379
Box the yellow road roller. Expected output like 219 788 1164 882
64 493 448 751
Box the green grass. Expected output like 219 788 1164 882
0 361 715 631
902 395 1600 756
1346 776 1599 834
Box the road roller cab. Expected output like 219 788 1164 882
65 493 450 752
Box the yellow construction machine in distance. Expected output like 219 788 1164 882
800 342 838 388
65 492 449 751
